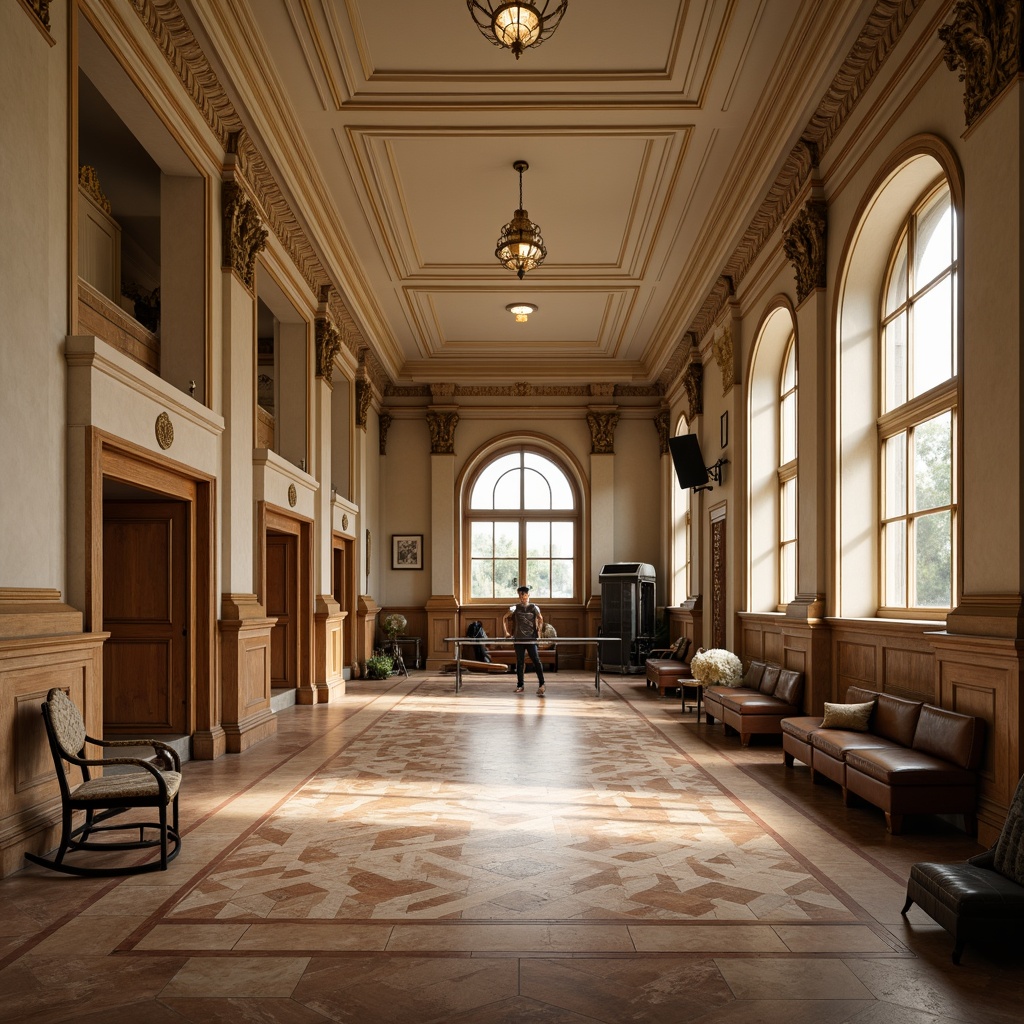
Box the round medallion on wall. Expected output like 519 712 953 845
288 483 297 507
155 412 174 450
342 513 349 531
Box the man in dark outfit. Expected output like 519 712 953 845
503 585 546 696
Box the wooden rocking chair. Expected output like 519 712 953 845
24 688 182 877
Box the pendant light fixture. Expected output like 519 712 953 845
495 160 547 279
506 302 538 322
466 2 569 60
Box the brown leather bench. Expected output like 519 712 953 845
703 660 804 746
782 688 986 834
644 638 692 696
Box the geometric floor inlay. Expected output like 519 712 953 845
165 678 859 924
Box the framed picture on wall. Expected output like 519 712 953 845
392 534 424 570
720 411 729 450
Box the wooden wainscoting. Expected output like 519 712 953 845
739 612 831 714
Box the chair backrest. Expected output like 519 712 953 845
993 773 1024 885
44 688 86 760
673 637 692 663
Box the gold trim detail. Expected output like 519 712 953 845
379 413 392 456
783 200 828 303
78 166 111 214
222 181 267 292
682 359 704 420
342 513 349 531
355 379 373 430
288 484 297 508
586 411 620 455
654 410 670 456
940 0 1022 127
155 412 174 450
315 315 341 387
426 411 459 454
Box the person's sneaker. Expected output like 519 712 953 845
515 686 524 693
537 685 545 697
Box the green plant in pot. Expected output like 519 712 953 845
364 651 394 679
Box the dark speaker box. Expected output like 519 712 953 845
668 434 708 489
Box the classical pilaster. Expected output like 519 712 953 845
218 168 275 748
425 405 459 669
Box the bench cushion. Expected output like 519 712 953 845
913 704 986 772
844 746 977 788
811 729 895 762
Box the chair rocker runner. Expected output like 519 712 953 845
25 688 182 877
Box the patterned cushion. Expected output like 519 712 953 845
74 771 181 803
821 700 875 732
47 687 86 756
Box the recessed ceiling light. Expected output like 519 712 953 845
506 302 538 322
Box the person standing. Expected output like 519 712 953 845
503 585 546 696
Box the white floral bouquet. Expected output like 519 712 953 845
689 647 743 687
382 612 407 639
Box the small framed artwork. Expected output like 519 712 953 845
392 534 424 570
720 411 729 450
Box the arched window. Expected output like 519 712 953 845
748 304 797 612
879 181 957 611
465 447 579 601
671 414 691 604
779 337 798 606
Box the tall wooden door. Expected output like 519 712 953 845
103 501 189 735
711 510 727 650
267 531 298 689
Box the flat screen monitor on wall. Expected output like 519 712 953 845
668 434 709 490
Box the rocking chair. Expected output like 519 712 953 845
24 687 182 877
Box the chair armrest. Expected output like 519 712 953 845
96 736 181 771
967 848 996 869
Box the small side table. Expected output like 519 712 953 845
387 636 421 670
681 680 703 721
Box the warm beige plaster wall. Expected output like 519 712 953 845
0 4 69 591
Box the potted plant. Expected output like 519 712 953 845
689 648 743 687
364 651 394 679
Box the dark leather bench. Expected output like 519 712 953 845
703 660 804 746
782 688 986 834
644 637 692 696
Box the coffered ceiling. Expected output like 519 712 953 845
184 0 876 388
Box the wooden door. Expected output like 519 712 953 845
711 513 727 650
267 531 297 689
103 501 189 735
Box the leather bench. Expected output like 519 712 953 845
644 638 692 696
702 660 804 746
782 688 986 834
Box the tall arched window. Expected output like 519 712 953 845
879 181 957 611
779 337 798 606
466 447 579 601
671 414 691 604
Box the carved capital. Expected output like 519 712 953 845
682 361 704 420
712 328 735 396
589 383 616 398
379 412 392 456
222 181 267 292
355 379 373 430
586 411 619 455
654 410 670 455
940 0 1022 127
427 411 459 454
782 200 828 303
315 315 341 387
78 166 110 214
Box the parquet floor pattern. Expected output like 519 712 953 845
1 672 1021 1024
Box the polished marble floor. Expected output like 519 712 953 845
1 672 1021 1023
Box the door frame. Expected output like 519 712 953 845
86 429 215 744
258 502 313 695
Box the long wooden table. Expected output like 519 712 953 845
443 637 618 694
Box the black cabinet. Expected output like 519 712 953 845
599 563 656 673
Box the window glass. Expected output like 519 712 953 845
913 277 953 396
915 187 953 287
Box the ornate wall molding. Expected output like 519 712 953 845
654 410 670 455
355 379 373 430
24 0 51 32
78 166 110 213
682 360 704 420
384 382 662 399
430 382 456 399
712 328 735 396
221 181 267 292
379 412 392 456
427 411 460 454
783 200 828 303
315 315 340 387
131 0 385 380
662 0 924 389
711 516 727 649
940 0 1022 127
586 411 620 455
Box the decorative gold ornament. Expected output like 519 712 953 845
222 181 267 292
78 166 111 214
287 484 297 507
586 411 619 454
426 411 460 454
155 412 174 450
467 1 569 60
342 513 349 531
783 200 828 303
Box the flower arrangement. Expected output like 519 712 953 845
689 648 743 687
382 612 407 640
